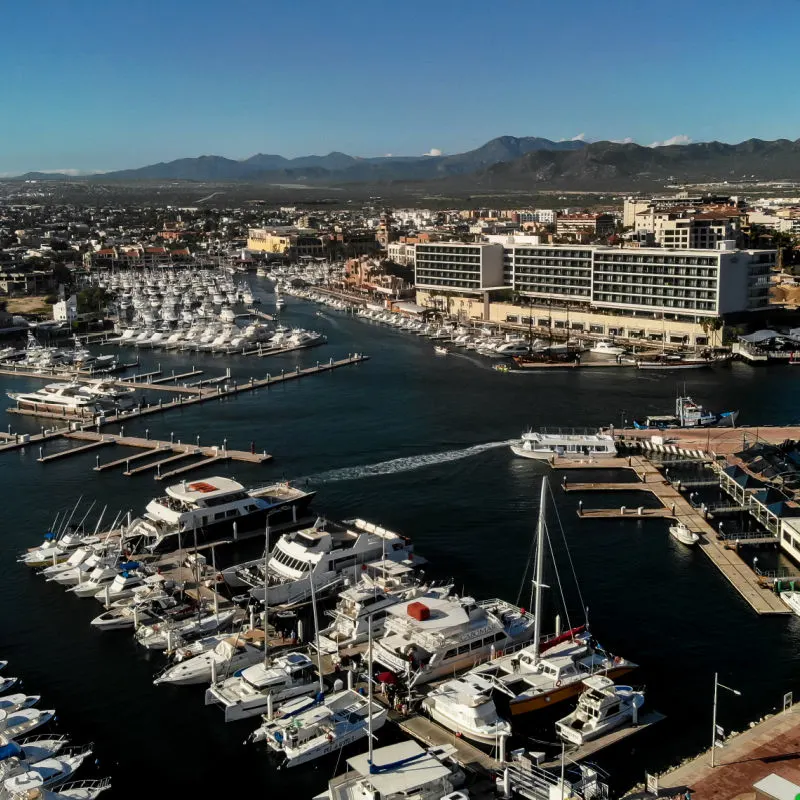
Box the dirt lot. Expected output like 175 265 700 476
4 296 53 315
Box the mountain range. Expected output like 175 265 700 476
12 136 800 189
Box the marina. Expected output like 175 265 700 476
2 275 800 800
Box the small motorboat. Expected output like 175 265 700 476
556 675 644 745
669 521 700 546
434 346 448 356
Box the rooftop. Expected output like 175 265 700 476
166 476 244 501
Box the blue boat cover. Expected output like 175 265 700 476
0 742 22 761
119 562 140 571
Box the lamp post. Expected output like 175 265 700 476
711 672 741 767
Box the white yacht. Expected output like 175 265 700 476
669 521 700 546
251 689 387 768
372 594 535 687
122 477 315 553
555 675 645 745
422 673 510 745
589 340 627 357
7 383 109 415
0 677 17 694
225 518 418 609
90 595 185 632
67 564 124 598
153 630 265 686
0 694 40 714
780 591 800 616
316 741 462 800
317 563 445 654
77 380 136 410
205 652 318 722
510 429 617 461
0 708 55 739
492 341 531 357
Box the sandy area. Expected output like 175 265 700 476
4 296 53 315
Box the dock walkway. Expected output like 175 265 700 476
562 455 790 615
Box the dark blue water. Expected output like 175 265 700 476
2 280 800 797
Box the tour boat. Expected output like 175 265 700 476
314 740 464 800
422 674 511 745
510 429 617 461
225 518 418 609
668 521 700 546
555 675 645 745
153 630 265 686
122 477 315 553
204 652 319 722
372 594 535 687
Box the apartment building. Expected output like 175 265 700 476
635 207 745 249
386 242 416 266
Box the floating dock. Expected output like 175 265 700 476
560 454 791 615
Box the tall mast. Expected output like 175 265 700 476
368 613 374 768
531 477 548 665
263 520 270 666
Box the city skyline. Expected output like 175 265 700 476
4 0 800 174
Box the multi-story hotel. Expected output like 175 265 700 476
414 242 774 347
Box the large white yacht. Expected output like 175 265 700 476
205 652 318 722
224 518 418 609
510 429 617 461
122 477 315 552
317 563 447 654
7 383 111 414
372 594 535 687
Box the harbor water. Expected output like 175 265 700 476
2 280 800 797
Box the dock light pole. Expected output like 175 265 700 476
711 672 741 767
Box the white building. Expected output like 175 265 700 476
53 294 78 323
386 242 416 266
415 242 504 294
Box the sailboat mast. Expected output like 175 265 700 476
531 477 548 664
263 520 270 666
309 573 325 693
368 614 374 767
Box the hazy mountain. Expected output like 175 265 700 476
474 138 800 189
15 136 587 183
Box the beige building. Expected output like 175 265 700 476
247 228 292 253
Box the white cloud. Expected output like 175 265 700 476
570 133 587 142
649 135 692 148
610 137 635 144
422 148 442 157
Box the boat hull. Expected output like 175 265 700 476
509 445 554 462
508 665 636 715
424 703 509 745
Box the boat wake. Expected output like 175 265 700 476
301 440 514 484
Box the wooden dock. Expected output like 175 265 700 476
394 713 500 774
565 455 791 615
3 354 369 435
540 710 665 769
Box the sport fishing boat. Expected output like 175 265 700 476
251 689 388 768
135 608 237 650
122 477 315 553
589 340 627 357
633 395 738 429
555 675 645 745
372 594 535 687
90 595 190 632
668 521 700 546
469 478 636 716
225 518 418 609
204 652 319 722
510 429 616 461
421 673 511 745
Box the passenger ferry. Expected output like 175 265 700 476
372 594 535 687
123 477 315 552
510 429 617 461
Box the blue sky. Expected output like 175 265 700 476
3 0 799 174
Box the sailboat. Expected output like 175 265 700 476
470 478 636 715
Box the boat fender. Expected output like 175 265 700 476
556 680 562 688
614 656 622 665
326 733 334 743
215 574 224 583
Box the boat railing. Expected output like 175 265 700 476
58 778 112 794
530 427 605 437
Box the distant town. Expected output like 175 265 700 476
2 190 800 365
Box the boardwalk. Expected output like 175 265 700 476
630 705 800 800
